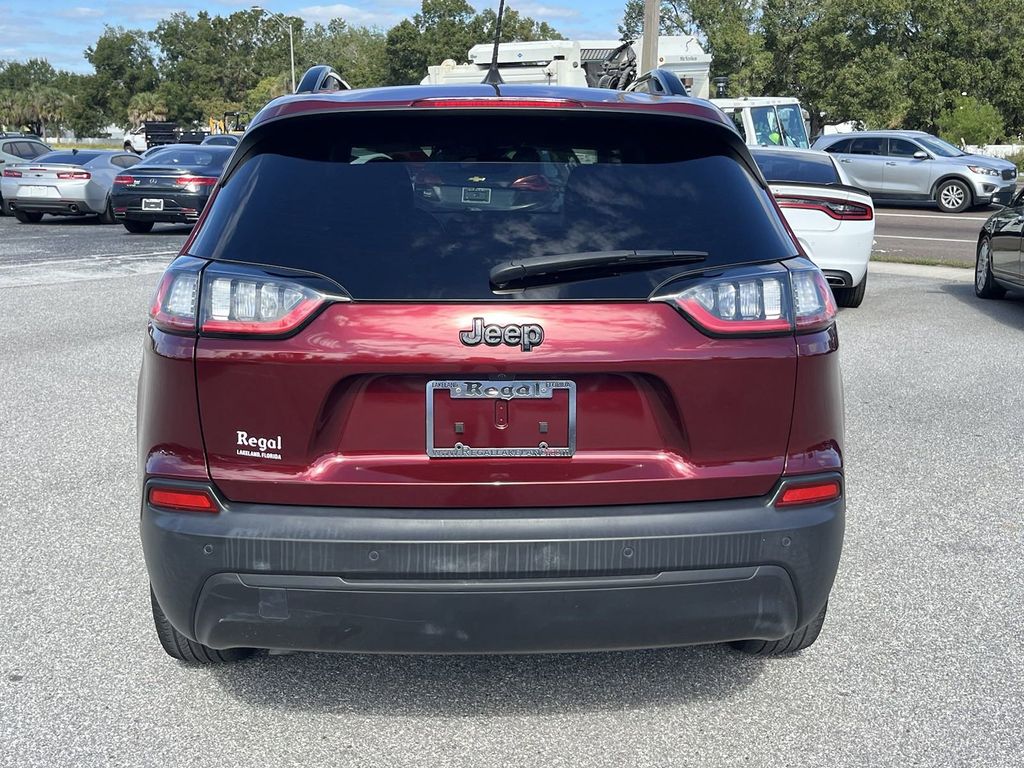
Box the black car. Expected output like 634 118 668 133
976 185 1024 298
111 146 232 233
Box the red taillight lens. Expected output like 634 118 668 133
776 479 842 507
653 261 836 337
510 174 551 192
199 267 327 336
413 97 581 109
150 264 201 333
776 196 873 221
114 175 135 185
148 486 218 513
2 169 21 177
176 176 218 187
56 171 90 180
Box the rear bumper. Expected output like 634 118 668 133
142 475 845 654
7 197 97 215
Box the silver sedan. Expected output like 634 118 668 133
1 149 141 223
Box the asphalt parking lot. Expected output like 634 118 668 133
873 204 993 267
1 215 1022 767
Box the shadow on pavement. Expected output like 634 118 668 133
940 281 1024 330
210 644 767 716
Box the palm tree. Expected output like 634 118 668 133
128 92 169 126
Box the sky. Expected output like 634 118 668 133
1 0 629 73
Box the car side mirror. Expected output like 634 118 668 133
913 151 929 160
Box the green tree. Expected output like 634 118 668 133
936 96 1005 145
301 19 388 88
84 27 158 126
385 19 428 85
127 91 169 124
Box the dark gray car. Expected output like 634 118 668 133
976 186 1024 298
812 130 1017 213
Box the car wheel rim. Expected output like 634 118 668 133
942 185 965 209
977 241 990 290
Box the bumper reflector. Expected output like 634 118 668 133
149 487 218 513
776 479 842 507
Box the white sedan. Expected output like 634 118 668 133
752 146 875 308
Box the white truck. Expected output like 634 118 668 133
423 39 811 149
422 36 713 99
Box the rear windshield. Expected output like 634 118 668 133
140 147 229 168
752 150 840 185
190 111 797 300
35 151 102 166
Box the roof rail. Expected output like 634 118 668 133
295 65 352 94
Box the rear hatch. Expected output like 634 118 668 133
182 104 815 508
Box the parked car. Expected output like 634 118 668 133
201 134 240 147
111 145 232 233
1 149 140 223
812 130 1017 213
752 146 874 307
0 135 51 216
975 186 1024 298
141 80 845 664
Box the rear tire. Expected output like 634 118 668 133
975 236 1006 299
150 588 255 664
98 198 116 224
123 219 154 234
731 601 828 655
0 191 6 216
14 210 43 223
833 273 867 308
936 179 971 213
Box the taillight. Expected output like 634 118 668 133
150 259 203 333
510 174 550 192
199 264 330 336
113 175 135 185
776 196 873 221
148 486 218 513
56 171 90 180
2 169 21 177
775 478 842 507
176 176 218 187
652 260 836 337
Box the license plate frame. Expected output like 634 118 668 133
20 185 56 198
426 379 576 458
142 198 164 211
461 187 491 204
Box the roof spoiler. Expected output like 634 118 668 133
295 65 352 94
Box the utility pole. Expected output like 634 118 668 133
640 0 660 74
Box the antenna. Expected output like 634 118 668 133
482 0 507 87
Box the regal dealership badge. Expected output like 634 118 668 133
235 431 283 460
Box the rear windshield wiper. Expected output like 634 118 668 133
489 250 707 290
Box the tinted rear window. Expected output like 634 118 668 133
35 151 103 165
752 150 840 185
140 147 230 168
190 111 797 300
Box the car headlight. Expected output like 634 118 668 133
968 165 1000 176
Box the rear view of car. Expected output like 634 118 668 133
140 87 845 664
111 146 232 233
752 147 874 307
1 150 139 223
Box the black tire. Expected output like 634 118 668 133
150 588 255 664
731 601 829 655
124 142 135 153
975 236 1006 299
123 219 154 234
935 178 972 213
14 210 43 223
833 273 867 308
98 198 116 224
0 191 6 216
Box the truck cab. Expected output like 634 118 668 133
712 97 811 149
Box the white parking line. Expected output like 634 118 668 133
874 235 975 244
876 212 989 222
0 249 178 269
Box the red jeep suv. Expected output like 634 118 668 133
139 84 844 663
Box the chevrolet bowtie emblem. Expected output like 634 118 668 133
468 176 486 182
